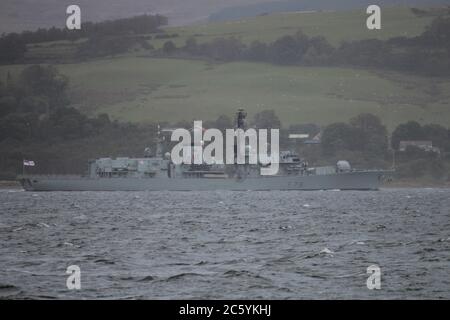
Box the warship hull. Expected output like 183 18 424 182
20 170 385 191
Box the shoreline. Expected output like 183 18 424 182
0 181 22 189
1 180 449 190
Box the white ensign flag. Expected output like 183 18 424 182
23 160 35 166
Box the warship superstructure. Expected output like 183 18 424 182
19 110 389 191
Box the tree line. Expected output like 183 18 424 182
0 65 159 178
2 13 449 76
0 14 168 64
160 17 450 76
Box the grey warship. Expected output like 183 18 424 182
19 110 388 191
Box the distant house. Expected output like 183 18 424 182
304 132 322 145
288 134 310 139
399 141 440 154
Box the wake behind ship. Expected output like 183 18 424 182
19 110 390 191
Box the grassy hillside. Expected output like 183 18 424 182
67 59 450 130
1 6 449 130
22 6 437 59
161 6 436 47
3 57 448 130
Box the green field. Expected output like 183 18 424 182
2 6 449 130
157 6 435 48
2 57 450 131
23 7 436 58
4 57 442 130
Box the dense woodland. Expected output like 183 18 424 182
159 16 450 76
1 14 449 76
0 14 168 63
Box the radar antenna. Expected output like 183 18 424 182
236 109 247 129
155 124 163 158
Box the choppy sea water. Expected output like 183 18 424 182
0 188 449 299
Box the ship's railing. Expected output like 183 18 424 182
349 169 395 173
17 174 87 180
307 167 393 176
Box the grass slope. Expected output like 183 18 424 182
12 57 445 130
23 6 437 58
1 7 449 130
161 6 435 47
2 56 449 130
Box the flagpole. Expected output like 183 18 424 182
22 159 25 176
